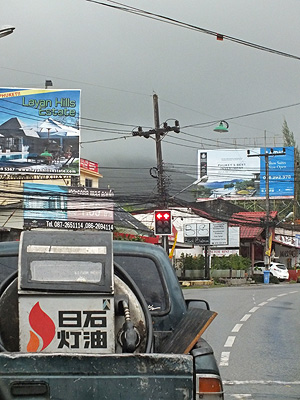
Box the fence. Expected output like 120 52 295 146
179 269 246 279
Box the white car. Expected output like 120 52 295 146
254 261 289 281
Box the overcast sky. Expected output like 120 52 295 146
2 0 300 195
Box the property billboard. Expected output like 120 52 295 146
0 88 80 175
23 183 114 231
197 147 294 199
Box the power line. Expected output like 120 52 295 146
87 0 300 61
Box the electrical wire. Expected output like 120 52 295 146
86 0 300 61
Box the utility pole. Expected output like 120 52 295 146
153 94 165 205
247 146 286 271
132 94 180 254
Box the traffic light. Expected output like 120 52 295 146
154 210 172 236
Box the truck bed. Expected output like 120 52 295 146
0 352 193 399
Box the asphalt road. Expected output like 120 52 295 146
184 283 300 399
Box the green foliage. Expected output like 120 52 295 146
192 186 212 199
179 253 205 271
224 183 234 189
211 254 251 270
235 180 254 191
282 118 300 219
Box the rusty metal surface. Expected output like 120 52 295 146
0 353 193 399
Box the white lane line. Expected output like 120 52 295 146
267 297 276 301
229 395 252 399
224 380 300 385
232 324 243 332
249 306 259 313
258 301 268 306
219 351 230 366
277 293 288 297
290 290 299 294
240 314 251 322
224 336 236 347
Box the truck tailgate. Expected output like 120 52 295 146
0 353 193 400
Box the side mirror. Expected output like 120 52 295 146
185 299 210 311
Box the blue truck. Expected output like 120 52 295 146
0 230 223 399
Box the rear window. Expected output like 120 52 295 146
274 264 286 270
114 255 167 313
0 255 18 285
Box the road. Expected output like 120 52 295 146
184 283 300 399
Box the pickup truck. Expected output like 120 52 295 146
0 230 223 399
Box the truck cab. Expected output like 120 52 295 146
0 231 224 399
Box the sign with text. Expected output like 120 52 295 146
210 222 228 246
80 158 99 173
23 183 114 231
19 296 115 353
184 222 228 246
197 147 294 199
0 88 80 175
183 222 210 245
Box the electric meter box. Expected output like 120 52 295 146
18 231 115 354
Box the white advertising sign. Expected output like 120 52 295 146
210 222 228 246
19 296 115 353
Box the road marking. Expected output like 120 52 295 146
229 395 252 399
222 290 299 370
258 301 268 306
232 324 243 332
224 380 300 385
219 351 230 366
240 314 251 322
224 336 236 347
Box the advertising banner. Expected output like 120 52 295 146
0 88 80 175
23 183 114 231
184 222 229 246
19 296 115 353
197 147 294 199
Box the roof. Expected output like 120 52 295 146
240 225 264 240
0 117 39 138
230 211 278 240
114 205 154 236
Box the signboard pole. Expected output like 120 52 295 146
204 246 210 280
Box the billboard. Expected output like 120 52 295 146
183 222 229 246
23 183 114 231
0 88 80 175
80 158 99 173
197 147 294 199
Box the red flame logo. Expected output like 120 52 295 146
27 302 55 352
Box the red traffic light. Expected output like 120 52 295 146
155 211 170 221
154 210 172 235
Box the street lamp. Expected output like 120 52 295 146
0 26 15 39
213 120 229 133
171 175 208 198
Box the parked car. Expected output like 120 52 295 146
254 261 289 281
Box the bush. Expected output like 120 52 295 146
179 253 205 272
252 273 279 284
211 254 251 270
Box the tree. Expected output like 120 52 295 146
282 119 299 219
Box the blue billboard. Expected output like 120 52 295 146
260 147 294 197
